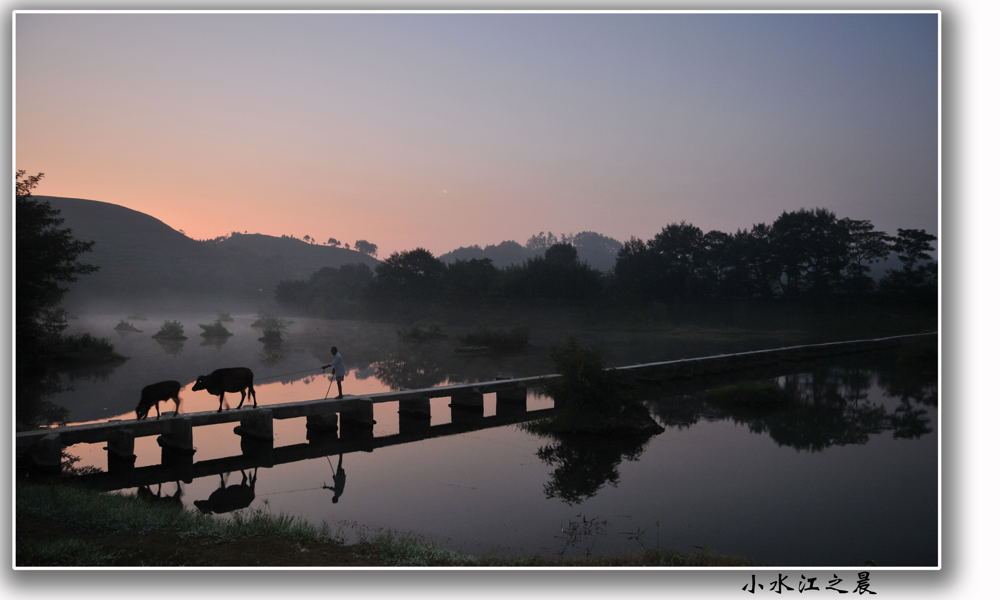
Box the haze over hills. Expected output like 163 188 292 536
41 196 380 312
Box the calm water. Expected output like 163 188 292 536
29 313 938 566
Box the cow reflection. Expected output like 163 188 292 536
194 469 258 514
137 482 183 508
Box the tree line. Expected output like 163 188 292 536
276 208 936 318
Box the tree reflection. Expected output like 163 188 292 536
523 407 664 504
648 352 937 452
371 345 449 389
154 337 185 356
258 339 287 367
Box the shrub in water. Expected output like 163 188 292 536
152 320 187 340
198 320 233 338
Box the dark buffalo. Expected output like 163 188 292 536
136 380 182 420
192 367 257 412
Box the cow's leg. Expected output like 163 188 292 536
237 389 247 409
155 402 161 420
172 394 181 416
217 393 225 412
249 385 257 407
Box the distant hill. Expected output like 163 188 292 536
39 196 379 312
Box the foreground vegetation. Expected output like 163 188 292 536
16 482 756 567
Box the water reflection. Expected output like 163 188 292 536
155 337 185 356
200 335 230 350
523 407 665 504
194 469 258 514
321 454 347 503
258 339 288 367
646 354 936 452
137 481 183 508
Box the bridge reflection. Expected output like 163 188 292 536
70 406 556 493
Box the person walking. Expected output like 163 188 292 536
322 346 345 399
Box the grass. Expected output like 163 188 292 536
16 481 756 567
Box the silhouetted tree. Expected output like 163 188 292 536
842 218 891 293
16 170 98 363
372 248 446 301
881 228 937 296
326 237 341 247
354 239 377 257
525 231 558 251
444 258 499 299
499 244 603 302
770 209 851 296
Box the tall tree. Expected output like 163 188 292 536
372 248 446 301
15 170 98 352
770 209 850 296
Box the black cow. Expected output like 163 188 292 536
191 367 257 412
136 380 182 420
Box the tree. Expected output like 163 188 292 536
881 228 937 295
372 248 446 301
841 218 891 293
354 239 378 257
303 235 314 244
525 231 558 251
15 170 98 353
769 209 850 296
327 237 342 248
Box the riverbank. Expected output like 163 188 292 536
15 481 756 567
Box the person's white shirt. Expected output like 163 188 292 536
331 352 345 378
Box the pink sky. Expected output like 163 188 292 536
16 13 938 256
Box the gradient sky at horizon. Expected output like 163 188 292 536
16 12 938 255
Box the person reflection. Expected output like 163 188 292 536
322 454 346 503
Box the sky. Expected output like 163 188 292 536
15 12 939 256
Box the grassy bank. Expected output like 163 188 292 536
16 482 756 567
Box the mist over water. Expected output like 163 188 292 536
36 312 937 565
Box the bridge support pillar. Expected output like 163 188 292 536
28 433 63 475
306 412 339 437
240 437 275 467
104 429 136 474
158 418 194 466
235 409 274 441
451 391 484 425
399 397 431 434
496 387 528 416
340 399 375 444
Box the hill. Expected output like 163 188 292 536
39 196 379 312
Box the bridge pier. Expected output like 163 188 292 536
450 391 484 425
398 397 432 433
306 412 339 436
27 433 63 475
240 437 275 467
340 399 375 443
234 409 274 441
496 387 528 416
104 429 136 474
157 418 195 466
